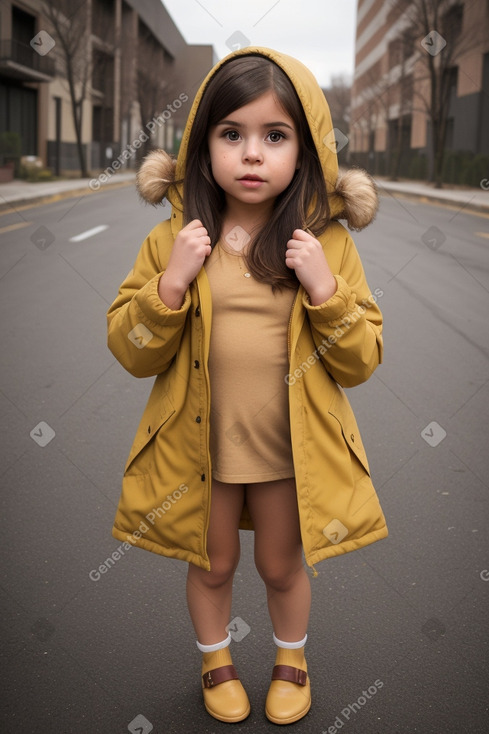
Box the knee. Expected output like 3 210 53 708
204 554 239 589
255 559 302 592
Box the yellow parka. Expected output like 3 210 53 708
107 47 388 573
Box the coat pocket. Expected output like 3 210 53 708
124 391 175 473
328 387 370 475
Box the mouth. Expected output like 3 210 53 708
238 174 265 188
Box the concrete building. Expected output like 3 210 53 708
0 0 215 176
350 0 489 181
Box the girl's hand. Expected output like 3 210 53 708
158 219 212 309
286 229 337 305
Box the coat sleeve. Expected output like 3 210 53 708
107 221 191 378
303 229 383 388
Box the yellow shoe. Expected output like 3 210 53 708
265 645 311 725
201 646 250 723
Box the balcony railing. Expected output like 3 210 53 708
0 38 56 81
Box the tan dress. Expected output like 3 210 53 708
204 241 297 483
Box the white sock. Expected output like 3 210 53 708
273 632 308 649
196 633 231 653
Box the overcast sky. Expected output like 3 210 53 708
162 0 358 88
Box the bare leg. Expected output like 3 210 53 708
186 478 245 645
246 477 311 641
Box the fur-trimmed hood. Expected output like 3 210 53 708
136 46 378 232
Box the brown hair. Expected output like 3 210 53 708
183 55 330 290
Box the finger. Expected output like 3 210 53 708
285 252 299 266
292 228 313 241
191 228 209 241
287 240 305 251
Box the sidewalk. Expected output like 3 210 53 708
1 170 488 214
375 176 489 214
0 172 136 213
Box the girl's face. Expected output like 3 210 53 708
207 90 300 213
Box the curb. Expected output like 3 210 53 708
376 184 489 215
0 176 136 215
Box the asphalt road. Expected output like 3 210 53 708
1 184 488 733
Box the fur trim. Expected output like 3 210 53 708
334 168 378 230
136 149 177 204
135 151 378 230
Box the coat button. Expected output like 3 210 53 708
195 306 200 317
194 360 200 368
350 433 355 442
148 426 151 433
196 416 201 423
201 473 206 481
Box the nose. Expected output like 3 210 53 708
242 138 263 164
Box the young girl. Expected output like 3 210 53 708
107 47 387 725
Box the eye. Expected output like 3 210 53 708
224 130 240 142
267 131 285 143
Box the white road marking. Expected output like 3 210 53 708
69 224 108 242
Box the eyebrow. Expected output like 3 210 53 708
216 119 294 131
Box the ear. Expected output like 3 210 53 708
136 149 177 205
334 168 378 230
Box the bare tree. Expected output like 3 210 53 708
390 0 479 187
388 30 415 181
136 23 173 159
349 66 392 174
43 0 115 177
324 75 351 132
43 0 92 177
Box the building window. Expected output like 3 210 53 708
11 6 36 46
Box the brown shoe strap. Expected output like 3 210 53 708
271 664 307 686
202 664 239 689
